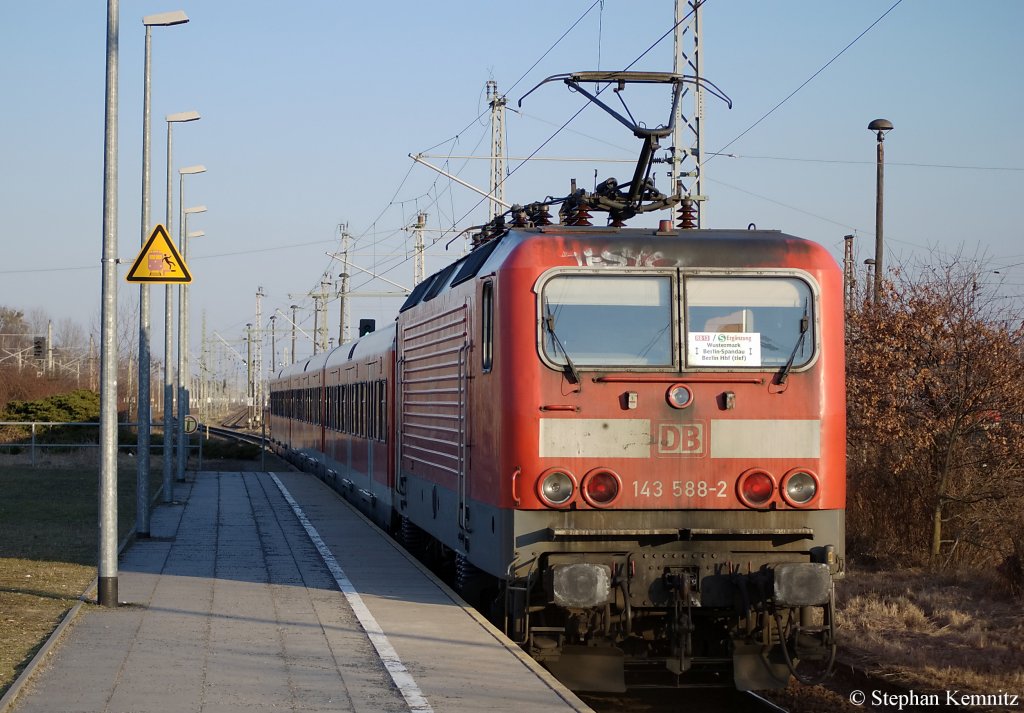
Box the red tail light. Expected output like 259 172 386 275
737 469 775 508
582 469 621 507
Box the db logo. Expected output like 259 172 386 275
693 333 711 341
657 423 705 455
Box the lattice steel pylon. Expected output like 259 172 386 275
487 80 507 222
670 0 705 227
254 286 264 424
413 212 427 286
337 223 351 345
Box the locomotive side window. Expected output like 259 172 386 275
481 280 494 372
684 277 813 368
541 274 674 367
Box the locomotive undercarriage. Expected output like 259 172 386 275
503 542 839 692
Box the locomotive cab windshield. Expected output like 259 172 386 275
536 268 817 372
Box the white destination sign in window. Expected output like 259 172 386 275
687 332 762 366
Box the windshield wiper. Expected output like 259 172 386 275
776 306 809 385
543 304 581 385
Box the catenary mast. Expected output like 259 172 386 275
487 80 507 222
671 0 705 227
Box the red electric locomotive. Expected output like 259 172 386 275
268 72 845 691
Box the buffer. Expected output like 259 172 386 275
126 224 192 283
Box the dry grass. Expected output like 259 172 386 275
0 451 163 697
836 567 1024 696
0 443 281 697
0 559 94 695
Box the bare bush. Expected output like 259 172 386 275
846 254 1024 569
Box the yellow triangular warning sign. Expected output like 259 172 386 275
126 224 192 283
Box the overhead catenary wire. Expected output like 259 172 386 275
709 0 906 161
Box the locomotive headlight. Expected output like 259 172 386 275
737 469 775 508
782 469 819 507
666 383 693 409
538 469 576 507
582 468 621 507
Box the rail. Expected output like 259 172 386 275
202 424 270 470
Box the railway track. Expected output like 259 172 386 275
204 423 265 446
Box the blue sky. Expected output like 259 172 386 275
2 1 1022 374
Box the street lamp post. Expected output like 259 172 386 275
183 227 204 423
163 110 199 501
98 0 119 608
176 171 205 483
868 118 893 306
138 9 188 538
270 314 277 372
182 213 205 408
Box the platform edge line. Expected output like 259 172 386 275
267 471 434 713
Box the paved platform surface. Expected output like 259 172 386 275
8 471 591 713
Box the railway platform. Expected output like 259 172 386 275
5 470 591 713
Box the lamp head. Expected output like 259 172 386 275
166 110 200 123
868 118 893 141
143 10 188 27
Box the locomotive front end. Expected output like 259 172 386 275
500 229 845 691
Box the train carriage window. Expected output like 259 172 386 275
343 384 352 434
358 381 366 436
368 382 377 441
540 274 674 367
364 382 370 438
684 277 813 368
378 379 387 443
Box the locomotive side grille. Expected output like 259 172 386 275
399 303 469 481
